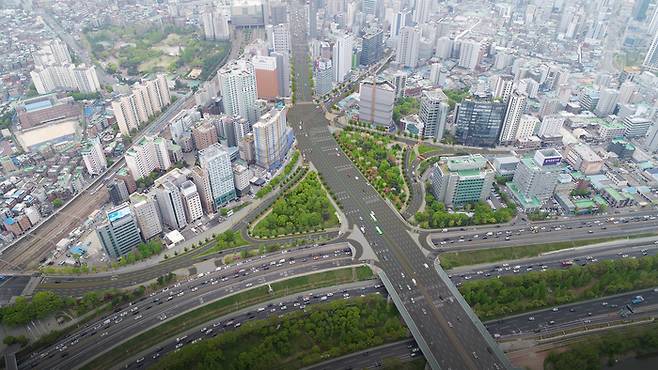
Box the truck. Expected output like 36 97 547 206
631 295 645 304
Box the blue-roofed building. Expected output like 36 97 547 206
96 203 142 259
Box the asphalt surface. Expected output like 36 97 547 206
288 5 509 369
0 275 31 305
402 147 423 220
430 212 658 252
449 240 658 285
305 339 420 370
486 288 658 338
19 245 357 370
121 284 389 370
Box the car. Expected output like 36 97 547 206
552 307 559 312
528 316 535 321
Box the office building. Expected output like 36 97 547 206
269 1 288 25
253 108 292 170
646 122 658 152
125 136 172 181
271 51 291 97
333 34 354 83
632 0 650 21
650 6 658 35
455 98 506 147
622 116 653 138
314 58 334 96
252 55 280 100
130 193 162 240
458 39 481 70
266 23 290 55
515 115 539 141
180 180 203 223
192 121 218 150
360 28 383 66
538 114 565 138
419 89 449 140
358 78 396 128
564 143 604 175
607 138 636 160
154 172 188 230
233 163 252 196
201 8 230 40
598 121 625 141
97 204 143 259
499 91 528 144
361 0 377 15
81 136 107 176
510 149 563 209
199 143 237 207
429 155 495 208
396 26 420 68
218 59 258 123
643 32 658 72
107 180 130 206
595 88 619 117
579 87 600 112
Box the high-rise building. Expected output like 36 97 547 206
266 23 290 54
129 193 162 240
429 62 447 87
643 32 658 72
458 39 481 70
191 166 214 214
112 95 140 136
81 136 107 176
429 155 495 207
271 51 291 97
645 122 658 152
579 87 600 112
455 97 506 147
269 1 288 25
649 6 658 35
192 121 218 150
510 149 563 209
180 180 204 223
97 204 143 259
314 58 334 96
515 115 539 141
632 0 651 21
390 9 411 38
201 8 230 40
538 114 565 138
361 0 377 15
107 180 130 206
396 26 420 68
30 64 100 95
360 28 383 66
595 88 619 117
125 136 172 181
154 173 188 230
419 89 450 140
239 133 256 164
199 143 237 207
111 74 170 136
413 0 431 25
233 162 252 196
358 78 396 128
333 34 354 83
622 116 653 138
32 39 71 67
252 55 280 100
499 91 528 143
253 108 292 170
218 59 258 123
492 75 514 102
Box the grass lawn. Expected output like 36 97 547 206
440 233 657 269
82 266 375 370
200 232 248 256
418 144 436 155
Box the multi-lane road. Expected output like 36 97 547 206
288 4 509 369
20 244 357 369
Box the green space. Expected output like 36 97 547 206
336 128 408 209
544 322 658 370
414 193 515 229
393 97 419 124
255 150 300 199
460 254 658 320
82 266 375 370
418 157 441 175
156 294 406 369
70 92 101 101
200 230 248 256
613 50 646 68
439 233 656 269
84 24 229 77
418 144 436 155
443 88 470 109
252 172 339 238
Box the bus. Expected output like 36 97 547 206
370 212 377 223
375 226 383 235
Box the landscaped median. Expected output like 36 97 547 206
439 234 657 269
81 266 375 370
250 171 340 238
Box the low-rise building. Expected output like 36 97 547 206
564 143 604 175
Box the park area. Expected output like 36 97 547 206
84 24 228 79
335 128 408 209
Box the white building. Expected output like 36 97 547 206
30 64 100 95
32 39 71 67
154 180 187 230
515 115 539 141
499 91 528 143
253 108 291 170
333 33 354 83
538 114 565 138
199 143 236 207
390 9 411 38
125 136 172 181
201 8 230 40
458 39 481 70
191 166 214 214
359 78 396 128
111 74 171 136
180 180 204 223
81 136 107 176
396 26 420 68
266 23 290 54
595 88 619 117
419 89 449 140
218 59 258 123
643 31 658 72
130 193 162 240
232 162 252 195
